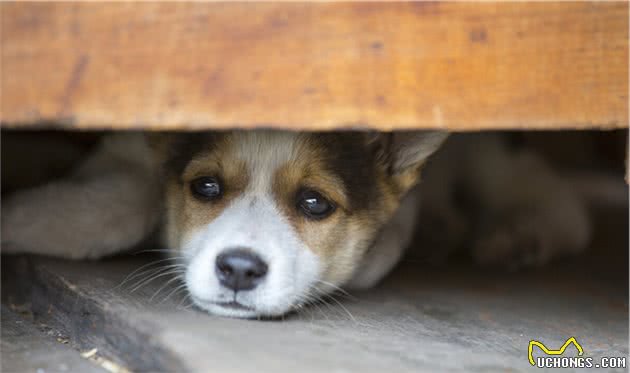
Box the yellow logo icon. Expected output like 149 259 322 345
528 337 584 366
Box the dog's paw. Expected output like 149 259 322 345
472 218 551 270
1 185 103 259
1 187 69 256
2 174 157 259
472 207 591 271
417 207 469 260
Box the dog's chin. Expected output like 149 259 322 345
203 303 260 319
191 296 293 319
191 296 259 318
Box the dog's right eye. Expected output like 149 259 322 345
190 177 222 200
296 189 335 220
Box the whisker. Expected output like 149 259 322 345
150 273 185 302
130 268 185 293
314 280 355 300
160 283 189 305
307 283 360 325
177 294 196 311
322 293 358 324
124 264 185 291
115 257 184 289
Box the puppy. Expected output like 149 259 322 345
1 131 591 318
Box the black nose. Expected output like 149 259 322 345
215 250 268 291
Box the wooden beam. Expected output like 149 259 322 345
1 2 627 130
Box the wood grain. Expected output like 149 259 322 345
1 305 108 373
1 2 628 130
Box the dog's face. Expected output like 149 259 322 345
151 130 445 318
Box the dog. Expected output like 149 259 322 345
1 130 592 318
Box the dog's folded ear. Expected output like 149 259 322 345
144 132 173 155
368 131 449 175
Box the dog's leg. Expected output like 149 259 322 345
2 134 161 259
345 187 420 289
414 145 471 262
464 135 592 269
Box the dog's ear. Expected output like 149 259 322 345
368 131 449 175
144 132 171 153
144 132 197 174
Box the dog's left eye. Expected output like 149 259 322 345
191 176 222 200
297 189 335 219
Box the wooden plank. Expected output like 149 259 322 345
1 305 108 373
1 2 627 131
2 245 627 372
3 255 188 372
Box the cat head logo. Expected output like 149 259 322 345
528 337 584 366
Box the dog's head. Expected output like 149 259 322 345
150 130 446 318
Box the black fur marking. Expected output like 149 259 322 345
309 132 380 213
162 132 224 181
